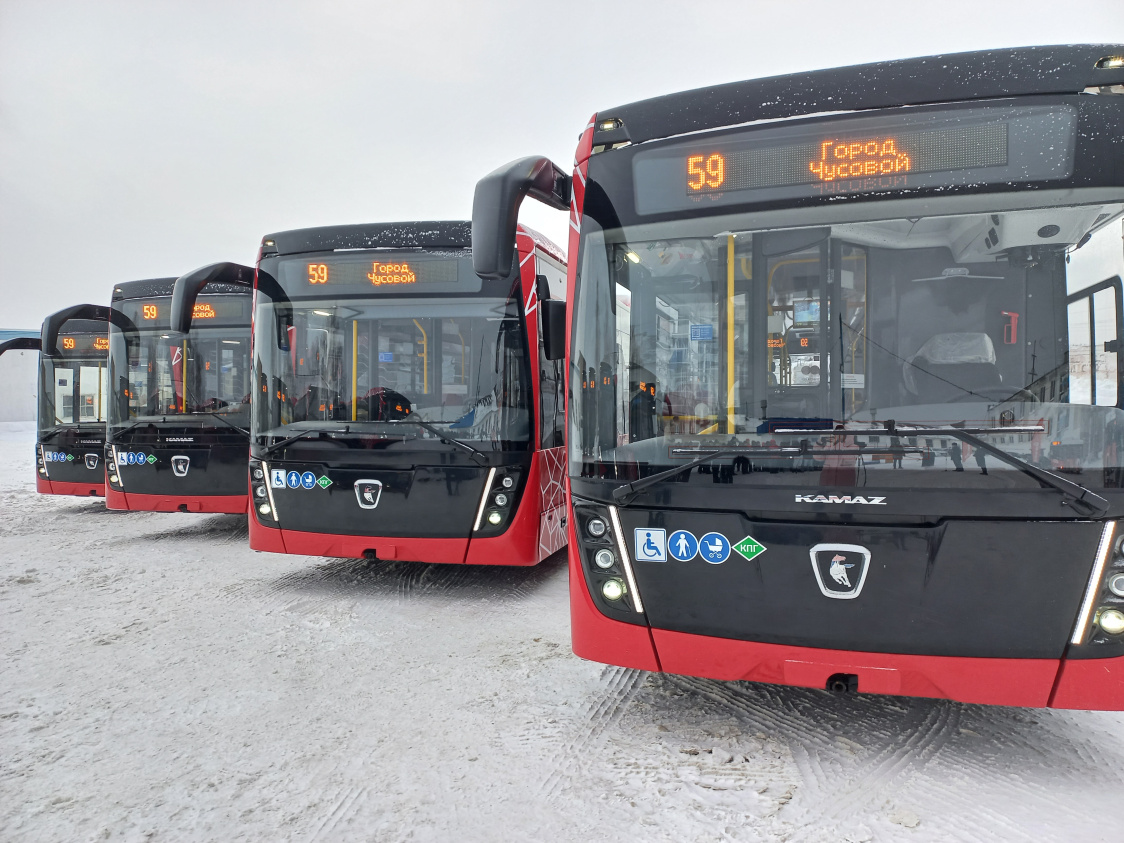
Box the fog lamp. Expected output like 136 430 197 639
1108 573 1124 598
601 579 625 601
258 503 271 516
587 517 607 538
594 549 615 569
487 511 502 526
494 493 509 507
1097 608 1124 635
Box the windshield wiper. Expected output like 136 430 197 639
384 413 489 465
774 420 1109 517
181 410 249 436
40 422 105 440
612 444 809 505
108 418 167 444
258 426 351 458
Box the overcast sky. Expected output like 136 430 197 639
1 0 1123 328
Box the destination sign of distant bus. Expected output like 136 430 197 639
304 258 460 288
59 334 109 354
130 297 245 324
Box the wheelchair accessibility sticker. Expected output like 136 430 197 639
634 528 666 562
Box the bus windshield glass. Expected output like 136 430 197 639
39 322 109 436
253 251 530 449
108 295 252 431
572 201 1124 489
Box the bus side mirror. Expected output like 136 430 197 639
472 156 571 280
540 299 566 361
171 262 254 334
0 337 40 357
42 304 112 355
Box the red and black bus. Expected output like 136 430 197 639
190 220 567 564
104 278 253 513
473 46 1124 709
0 307 110 496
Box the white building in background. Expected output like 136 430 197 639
0 329 39 422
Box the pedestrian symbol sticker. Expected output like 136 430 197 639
286 471 301 489
699 532 731 564
668 530 699 561
270 469 285 488
634 528 666 562
732 535 767 563
301 471 316 489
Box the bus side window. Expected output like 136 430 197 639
1067 277 1123 406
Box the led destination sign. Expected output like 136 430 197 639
687 124 1007 195
276 251 481 296
304 258 457 287
118 296 248 329
58 334 109 355
633 105 1076 215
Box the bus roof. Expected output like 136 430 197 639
261 221 473 257
591 44 1124 148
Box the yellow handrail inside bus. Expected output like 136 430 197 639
413 318 428 394
182 340 187 412
727 234 735 434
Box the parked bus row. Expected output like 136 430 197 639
5 44 1124 710
1 221 568 567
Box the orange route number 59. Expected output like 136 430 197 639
687 153 726 191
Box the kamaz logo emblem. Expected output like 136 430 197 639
794 494 887 505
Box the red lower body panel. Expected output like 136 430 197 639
38 477 104 497
259 526 469 564
651 629 1060 707
106 488 247 514
1049 655 1124 710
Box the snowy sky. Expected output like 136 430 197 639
1 0 1123 328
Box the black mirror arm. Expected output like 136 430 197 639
170 262 255 334
472 156 571 281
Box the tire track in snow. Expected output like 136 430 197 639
307 785 368 842
539 666 645 801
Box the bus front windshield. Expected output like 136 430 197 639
572 202 1124 489
252 288 531 449
108 295 252 432
39 324 109 436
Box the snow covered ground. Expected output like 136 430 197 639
2 420 1123 842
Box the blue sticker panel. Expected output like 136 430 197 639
633 528 666 562
667 530 699 561
699 532 732 564
286 471 301 489
301 471 316 489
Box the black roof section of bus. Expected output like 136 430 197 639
261 221 472 257
591 44 1124 148
111 277 249 300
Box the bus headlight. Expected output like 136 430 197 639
594 549 615 569
587 517 607 538
601 579 626 601
494 493 509 507
254 486 267 499
487 510 502 526
258 503 272 516
1097 608 1124 635
1109 573 1124 598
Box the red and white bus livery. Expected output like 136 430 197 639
473 46 1124 709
